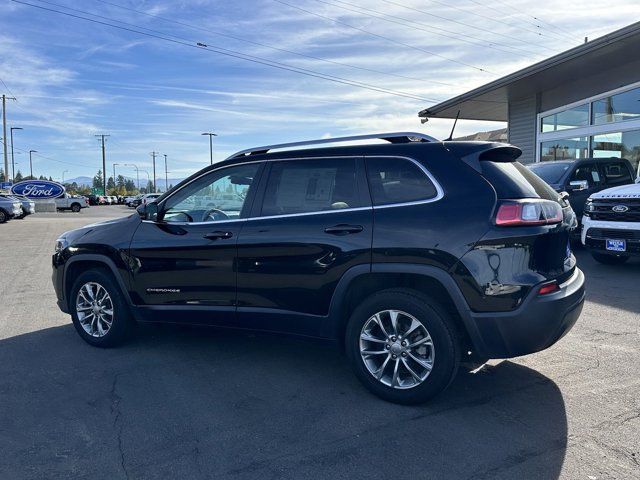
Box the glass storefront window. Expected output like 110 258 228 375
540 137 589 162
592 129 640 172
541 104 589 132
592 86 640 125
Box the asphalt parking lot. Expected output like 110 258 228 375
0 206 638 480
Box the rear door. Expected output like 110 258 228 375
235 156 372 335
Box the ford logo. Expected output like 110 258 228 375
612 205 629 213
10 180 65 199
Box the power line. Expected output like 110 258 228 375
378 0 560 49
464 0 575 43
91 0 451 87
12 0 438 102
274 0 491 73
325 0 549 56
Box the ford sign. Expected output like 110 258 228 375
10 180 65 199
612 205 629 213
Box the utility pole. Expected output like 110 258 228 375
2 95 16 183
202 132 217 165
29 150 37 179
95 134 109 194
10 127 22 181
164 154 168 192
150 151 158 193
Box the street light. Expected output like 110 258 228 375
123 163 140 191
140 169 151 192
202 132 217 165
163 154 168 192
112 163 119 193
10 127 23 182
62 170 69 183
29 150 37 179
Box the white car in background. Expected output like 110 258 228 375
582 181 640 265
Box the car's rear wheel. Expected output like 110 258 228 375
70 269 133 347
591 252 630 265
346 289 460 404
71 203 81 213
0 209 7 223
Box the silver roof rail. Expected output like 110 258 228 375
226 132 439 159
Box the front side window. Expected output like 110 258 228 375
261 158 361 216
366 157 438 206
570 164 601 186
162 163 260 223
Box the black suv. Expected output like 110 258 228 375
527 157 635 221
52 133 585 404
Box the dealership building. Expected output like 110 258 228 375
419 21 640 174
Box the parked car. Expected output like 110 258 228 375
527 158 635 223
86 195 100 206
124 195 138 206
582 181 640 264
140 193 161 206
52 133 584 404
55 193 89 212
0 195 22 223
2 194 36 218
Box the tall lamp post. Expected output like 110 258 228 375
62 170 69 183
124 163 140 191
112 163 119 193
10 127 23 182
29 150 37 179
202 132 217 165
163 154 168 192
140 170 151 192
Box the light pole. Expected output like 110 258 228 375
29 150 37 179
10 127 23 182
140 169 151 193
202 132 217 165
163 154 168 192
112 163 119 192
124 163 140 191
62 170 69 183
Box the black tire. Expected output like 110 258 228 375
70 269 134 347
591 252 630 265
71 203 81 213
345 288 460 405
0 209 7 223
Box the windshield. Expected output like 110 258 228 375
528 163 572 184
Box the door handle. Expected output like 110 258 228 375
203 231 233 240
324 224 364 235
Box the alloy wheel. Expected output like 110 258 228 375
359 309 435 389
75 282 114 337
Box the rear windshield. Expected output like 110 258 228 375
481 161 559 200
528 162 571 184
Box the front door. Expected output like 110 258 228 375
235 156 372 335
129 162 263 323
567 162 602 217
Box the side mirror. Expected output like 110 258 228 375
568 180 588 191
136 202 159 221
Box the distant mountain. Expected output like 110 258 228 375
64 176 185 190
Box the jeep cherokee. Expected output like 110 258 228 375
52 132 585 404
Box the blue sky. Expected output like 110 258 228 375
1 0 638 182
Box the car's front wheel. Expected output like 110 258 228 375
0 209 7 223
346 289 460 404
591 252 630 265
71 203 81 213
70 269 133 347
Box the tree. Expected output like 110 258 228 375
116 174 126 189
14 171 23 182
124 179 136 193
92 170 103 190
106 176 116 194
0 168 5 182
145 180 154 193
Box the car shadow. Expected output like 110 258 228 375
0 324 567 480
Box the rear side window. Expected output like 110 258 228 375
261 158 362 216
602 161 632 186
482 161 559 200
366 157 438 206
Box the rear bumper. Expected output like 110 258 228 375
469 268 585 359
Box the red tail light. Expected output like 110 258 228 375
495 200 563 227
538 281 560 296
